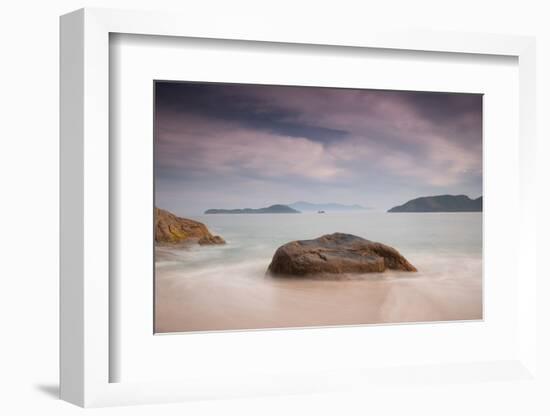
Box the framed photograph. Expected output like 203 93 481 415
60 8 538 407
153 80 483 334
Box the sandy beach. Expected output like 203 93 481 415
155 253 482 333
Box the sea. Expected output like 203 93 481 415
155 212 482 333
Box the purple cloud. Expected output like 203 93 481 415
155 82 482 215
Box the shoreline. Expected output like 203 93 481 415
154 212 482 333
155 254 482 333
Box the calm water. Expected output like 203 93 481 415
155 212 482 333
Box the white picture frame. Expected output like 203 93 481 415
60 7 538 408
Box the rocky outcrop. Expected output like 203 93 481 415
155 207 225 245
267 233 416 277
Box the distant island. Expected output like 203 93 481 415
205 204 300 214
289 201 369 212
388 195 482 213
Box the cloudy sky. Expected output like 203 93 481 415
155 81 482 215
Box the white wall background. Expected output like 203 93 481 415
0 0 548 415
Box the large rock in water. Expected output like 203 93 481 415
155 207 225 245
267 233 416 276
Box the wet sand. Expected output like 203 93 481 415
154 255 482 333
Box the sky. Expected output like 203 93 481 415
155 81 482 215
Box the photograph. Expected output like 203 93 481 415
154 81 483 333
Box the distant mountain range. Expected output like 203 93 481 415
205 201 370 214
204 204 300 214
388 195 482 213
288 201 369 212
